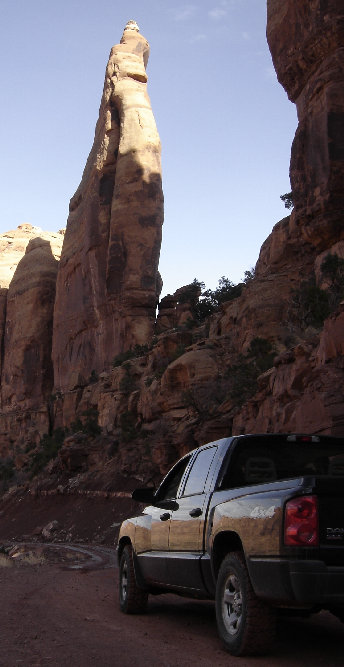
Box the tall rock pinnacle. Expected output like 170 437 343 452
52 23 163 392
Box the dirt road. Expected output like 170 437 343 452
0 543 344 667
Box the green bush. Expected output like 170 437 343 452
0 457 14 481
228 338 275 407
228 358 259 406
174 273 255 327
29 428 66 475
280 192 294 209
89 369 98 383
321 253 344 308
291 277 330 328
170 344 186 362
112 344 150 368
247 337 275 373
197 277 243 321
71 409 101 436
119 367 137 395
81 408 101 436
119 412 138 442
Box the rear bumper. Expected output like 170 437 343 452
248 557 344 607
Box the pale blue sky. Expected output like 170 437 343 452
0 0 296 296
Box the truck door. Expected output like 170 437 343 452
136 454 191 586
167 446 217 589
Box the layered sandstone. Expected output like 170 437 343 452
52 21 163 393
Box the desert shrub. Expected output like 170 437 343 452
177 277 244 325
228 358 259 406
89 369 98 383
119 412 137 442
243 267 256 283
228 338 275 407
0 457 14 482
280 192 294 209
182 380 229 418
112 344 150 368
321 253 344 308
291 277 330 328
247 337 275 373
154 362 168 380
197 277 243 321
29 428 66 475
81 408 101 436
119 366 137 395
170 344 186 362
70 408 101 437
70 418 83 433
173 273 254 328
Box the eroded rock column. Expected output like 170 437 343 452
0 230 63 410
52 21 163 392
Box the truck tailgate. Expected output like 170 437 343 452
315 477 344 563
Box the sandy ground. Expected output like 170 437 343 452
1 542 344 667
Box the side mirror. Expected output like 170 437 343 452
132 487 156 503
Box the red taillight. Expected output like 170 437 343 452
284 495 318 546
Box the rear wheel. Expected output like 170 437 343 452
215 552 275 656
119 545 148 614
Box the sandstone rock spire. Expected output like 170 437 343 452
52 23 163 392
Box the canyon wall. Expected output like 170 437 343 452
52 20 163 393
266 0 344 256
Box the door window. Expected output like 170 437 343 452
155 456 191 501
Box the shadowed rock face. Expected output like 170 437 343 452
267 0 344 248
52 22 163 392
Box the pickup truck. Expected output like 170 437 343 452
117 433 344 655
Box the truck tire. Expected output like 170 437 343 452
119 545 148 614
215 552 275 656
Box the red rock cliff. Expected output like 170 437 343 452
52 21 163 393
267 0 344 249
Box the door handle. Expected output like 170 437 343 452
189 507 202 518
160 512 171 521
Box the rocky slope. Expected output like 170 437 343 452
0 6 344 499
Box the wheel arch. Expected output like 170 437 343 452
212 531 244 580
118 538 148 591
117 536 132 565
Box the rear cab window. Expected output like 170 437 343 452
218 435 344 490
181 447 217 497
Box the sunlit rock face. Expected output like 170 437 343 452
52 22 163 392
267 0 344 248
0 225 64 410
